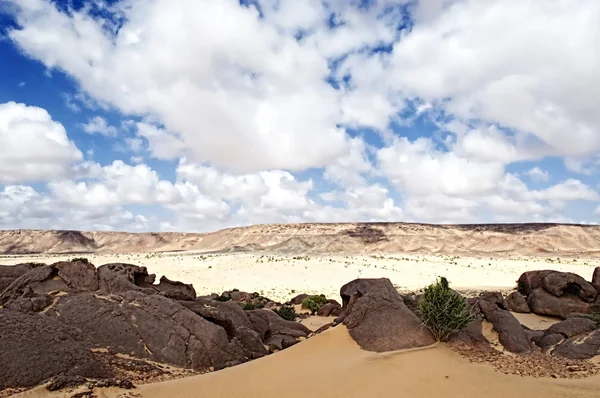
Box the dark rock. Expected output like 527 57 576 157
0 263 36 279
181 299 267 359
505 291 530 313
592 267 600 292
544 317 597 338
542 272 597 303
155 276 196 300
517 270 556 296
0 310 110 388
93 378 135 389
46 375 87 391
527 288 600 319
0 266 68 305
478 292 532 353
265 334 299 352
400 293 422 318
336 278 435 352
552 330 600 359
289 293 310 305
316 302 341 317
4 292 53 312
52 261 99 292
47 293 247 371
97 263 156 295
524 329 545 346
538 333 564 349
247 309 311 339
448 317 491 350
309 322 336 337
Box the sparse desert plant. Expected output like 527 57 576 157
419 277 474 342
273 305 297 321
301 295 328 314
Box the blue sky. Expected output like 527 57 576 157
0 0 599 232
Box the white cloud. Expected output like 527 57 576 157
525 167 550 182
81 116 117 137
0 101 83 183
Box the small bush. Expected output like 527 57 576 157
301 295 328 314
419 277 474 342
273 305 297 321
70 257 90 264
239 302 264 310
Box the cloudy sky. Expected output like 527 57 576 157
0 0 599 232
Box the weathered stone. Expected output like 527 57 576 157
478 292 532 353
289 293 310 305
246 309 311 339
538 333 564 349
517 270 556 296
542 272 597 303
316 302 341 317
47 293 248 371
0 267 65 305
53 261 99 292
336 278 435 352
154 276 196 300
527 288 600 319
544 317 597 338
524 329 545 346
592 267 600 292
505 291 530 313
97 263 156 295
448 317 491 351
552 330 600 359
265 334 298 352
0 310 110 388
181 299 267 359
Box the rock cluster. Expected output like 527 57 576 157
0 260 310 391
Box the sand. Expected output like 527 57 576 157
2 251 597 302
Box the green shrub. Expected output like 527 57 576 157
301 295 328 314
239 302 264 310
273 305 297 321
419 277 474 342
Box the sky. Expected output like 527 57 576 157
0 0 599 232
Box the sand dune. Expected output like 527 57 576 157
2 223 600 257
79 326 599 398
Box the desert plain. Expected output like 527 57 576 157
2 223 600 398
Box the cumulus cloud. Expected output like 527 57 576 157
525 167 550 183
0 101 83 183
81 116 117 137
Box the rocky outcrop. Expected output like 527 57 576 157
505 291 530 313
477 292 532 354
527 288 600 319
517 270 556 296
53 260 99 292
552 330 600 359
0 310 110 388
544 317 597 339
335 278 435 352
592 267 600 291
542 272 597 303
316 302 341 317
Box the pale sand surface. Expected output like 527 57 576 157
1 251 597 301
98 327 600 398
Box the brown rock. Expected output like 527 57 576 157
542 272 597 303
97 263 156 295
544 317 597 338
592 267 600 291
246 309 311 339
154 275 196 300
538 333 564 349
336 278 435 352
0 266 67 306
552 329 600 359
527 288 600 319
47 293 248 371
505 291 530 313
517 270 556 296
289 293 310 305
316 302 341 317
53 261 99 292
0 309 110 388
448 317 491 350
478 292 532 353
524 329 545 346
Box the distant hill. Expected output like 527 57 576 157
1 223 600 257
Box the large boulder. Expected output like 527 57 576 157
0 309 110 388
592 267 600 292
505 291 530 313
527 288 600 319
97 263 156 295
317 302 341 317
0 263 37 293
0 266 66 305
478 292 532 353
246 309 311 353
46 293 248 371
542 272 597 303
552 330 600 359
448 317 491 351
181 299 267 359
53 261 99 292
517 270 556 296
544 317 597 338
289 293 310 305
335 278 435 352
154 276 196 300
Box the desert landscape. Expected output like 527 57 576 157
1 223 600 397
